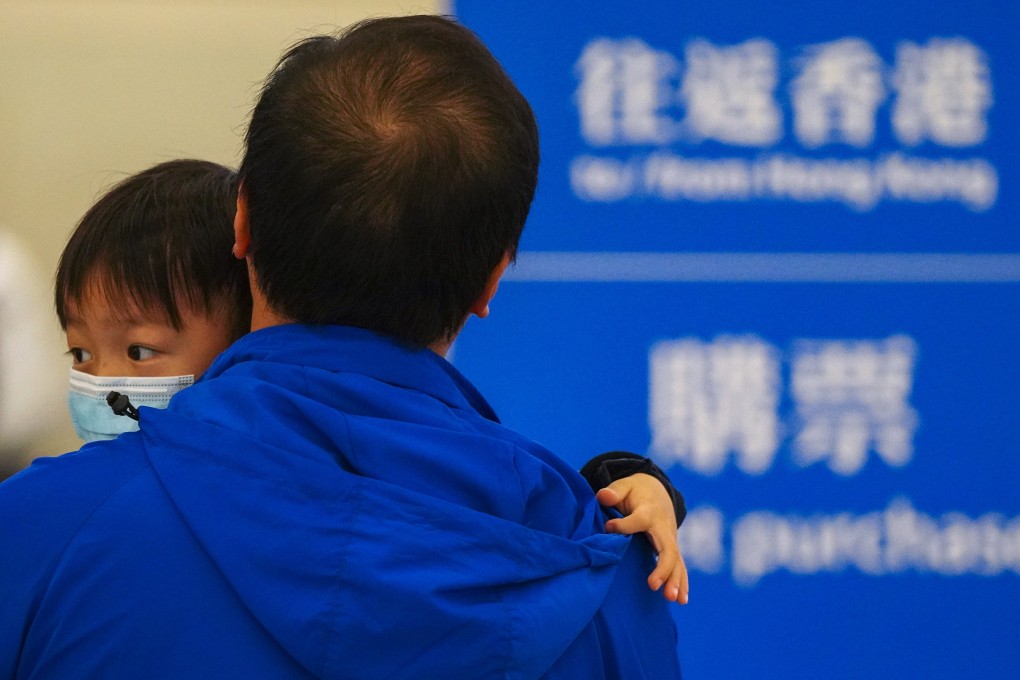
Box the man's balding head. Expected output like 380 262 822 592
238 15 539 347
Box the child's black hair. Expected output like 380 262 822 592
55 159 251 343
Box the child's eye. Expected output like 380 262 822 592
68 348 93 364
127 345 159 361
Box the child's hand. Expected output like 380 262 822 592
596 473 689 605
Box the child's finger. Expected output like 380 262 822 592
595 485 624 509
673 552 689 604
603 513 647 536
646 540 678 593
662 551 689 604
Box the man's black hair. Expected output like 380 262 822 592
238 15 540 347
55 159 250 342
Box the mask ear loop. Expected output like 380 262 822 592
106 391 141 421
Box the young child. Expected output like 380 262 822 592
54 158 688 602
55 159 249 443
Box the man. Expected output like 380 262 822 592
0 16 682 678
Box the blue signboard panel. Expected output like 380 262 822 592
453 1 1020 677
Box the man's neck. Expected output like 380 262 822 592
248 281 293 332
429 338 453 358
248 275 462 357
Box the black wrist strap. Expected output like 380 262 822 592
579 450 686 527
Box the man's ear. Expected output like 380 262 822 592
469 252 512 319
232 185 250 260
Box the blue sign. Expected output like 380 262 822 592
453 1 1020 677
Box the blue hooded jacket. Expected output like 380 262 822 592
0 325 680 679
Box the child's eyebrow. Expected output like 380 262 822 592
64 306 172 328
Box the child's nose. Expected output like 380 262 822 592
94 357 132 377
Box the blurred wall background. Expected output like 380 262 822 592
0 0 443 471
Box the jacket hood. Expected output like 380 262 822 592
139 325 629 679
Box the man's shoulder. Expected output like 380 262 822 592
0 435 153 553
0 434 159 675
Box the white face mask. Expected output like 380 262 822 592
67 368 194 443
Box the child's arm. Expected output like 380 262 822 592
580 452 689 604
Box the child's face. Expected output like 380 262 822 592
64 289 237 379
